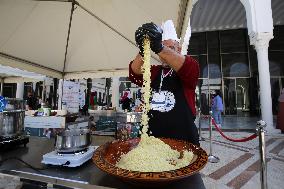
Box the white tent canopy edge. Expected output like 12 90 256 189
0 0 192 79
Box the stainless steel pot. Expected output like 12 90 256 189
55 129 91 153
0 98 25 137
0 110 25 137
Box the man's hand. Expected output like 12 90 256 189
135 27 145 56
141 23 164 54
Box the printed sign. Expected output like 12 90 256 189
62 81 80 113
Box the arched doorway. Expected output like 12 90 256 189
190 0 256 116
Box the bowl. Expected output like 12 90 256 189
93 138 208 185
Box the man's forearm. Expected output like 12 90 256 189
157 47 185 72
131 54 144 75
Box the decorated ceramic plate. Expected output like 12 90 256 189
93 138 208 185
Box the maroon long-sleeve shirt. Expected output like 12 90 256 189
129 55 199 116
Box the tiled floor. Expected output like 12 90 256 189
199 130 284 189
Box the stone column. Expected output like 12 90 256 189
111 77 120 110
251 33 274 128
16 82 24 99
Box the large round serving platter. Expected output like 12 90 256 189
93 138 208 185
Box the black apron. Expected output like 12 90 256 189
148 68 200 146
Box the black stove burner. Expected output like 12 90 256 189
0 135 20 141
0 135 29 150
57 148 89 155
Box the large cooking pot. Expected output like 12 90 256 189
0 110 25 137
0 98 25 137
55 129 91 153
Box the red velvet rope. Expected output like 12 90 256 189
211 118 258 142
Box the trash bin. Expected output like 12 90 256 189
276 89 284 133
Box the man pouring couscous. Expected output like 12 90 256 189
129 20 200 146
115 20 200 172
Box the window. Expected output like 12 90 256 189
224 79 237 114
269 26 284 51
188 32 207 55
222 53 250 77
220 29 248 53
208 55 221 78
207 31 219 55
192 55 208 78
269 51 284 77
197 79 210 115
270 78 280 115
249 47 258 76
3 83 16 98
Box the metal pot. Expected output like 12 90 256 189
0 110 25 137
0 98 25 137
55 129 91 153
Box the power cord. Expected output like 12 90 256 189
0 157 47 172
0 157 72 172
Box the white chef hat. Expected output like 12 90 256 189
161 20 180 42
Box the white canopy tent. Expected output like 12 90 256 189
0 0 195 79
1 0 282 80
0 64 45 83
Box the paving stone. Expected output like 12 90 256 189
202 177 231 189
197 128 284 189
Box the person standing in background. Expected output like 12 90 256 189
212 90 223 128
89 91 98 110
120 91 131 111
26 91 38 110
36 96 42 109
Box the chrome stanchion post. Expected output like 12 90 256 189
208 111 220 163
198 108 204 141
256 120 267 189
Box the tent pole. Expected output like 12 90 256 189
61 0 75 109
62 0 75 75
